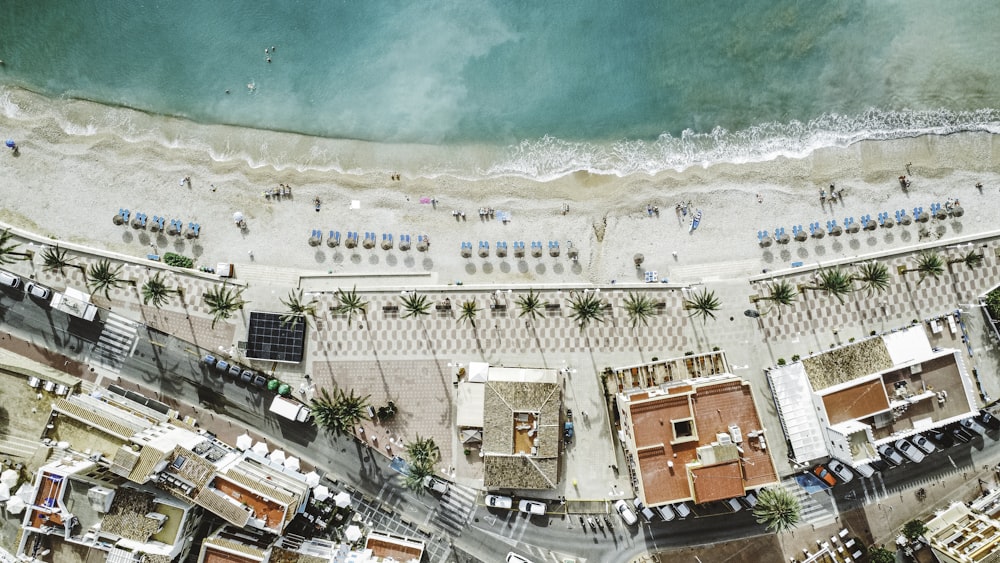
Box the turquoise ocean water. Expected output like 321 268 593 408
1 0 999 179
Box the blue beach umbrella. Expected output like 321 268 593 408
5 140 15 148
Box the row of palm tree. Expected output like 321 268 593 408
401 435 441 493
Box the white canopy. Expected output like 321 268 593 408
284 456 300 472
334 491 352 508
235 433 253 450
0 469 17 488
251 441 269 456
304 471 321 487
313 485 330 501
468 361 490 382
268 450 286 465
0 483 10 502
5 495 25 514
344 524 363 542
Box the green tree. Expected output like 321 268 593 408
802 267 853 303
901 251 944 284
281 289 319 328
683 288 721 322
567 291 605 331
516 289 546 321
868 545 896 563
309 387 370 436
0 229 33 265
87 259 125 298
406 435 441 468
948 249 984 269
309 388 341 433
40 245 77 276
853 261 890 296
141 272 177 308
335 387 371 432
334 285 367 327
986 288 1000 321
458 300 479 328
623 292 657 330
753 281 797 319
752 487 801 534
902 519 928 542
401 461 434 495
203 283 247 327
400 291 431 318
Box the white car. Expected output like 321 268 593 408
518 500 546 515
825 459 854 483
0 271 20 289
485 495 513 509
911 434 936 455
506 553 535 563
878 444 905 466
895 439 925 463
422 476 450 494
656 504 676 521
614 500 637 525
25 282 52 301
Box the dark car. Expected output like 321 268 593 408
979 410 1000 432
251 374 268 388
868 458 890 472
927 430 954 448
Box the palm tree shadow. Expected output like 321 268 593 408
364 323 392 398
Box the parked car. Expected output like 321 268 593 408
811 465 838 487
423 476 450 495
895 439 925 463
485 495 513 509
614 500 638 525
741 492 759 508
927 430 954 448
868 458 891 472
24 282 52 301
656 504 676 521
725 498 742 512
639 504 656 522
853 463 876 478
979 410 1000 431
673 502 692 518
518 500 546 515
506 553 534 563
951 426 973 443
961 418 987 436
911 434 936 455
877 444 905 466
826 459 854 483
0 271 21 289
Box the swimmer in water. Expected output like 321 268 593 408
247 82 256 91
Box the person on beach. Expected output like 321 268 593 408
756 193 763 203
976 182 983 191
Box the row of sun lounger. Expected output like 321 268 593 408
463 240 577 259
114 209 199 238
759 202 962 246
308 231 427 250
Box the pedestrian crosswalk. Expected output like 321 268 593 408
782 477 838 528
91 313 140 373
432 484 477 536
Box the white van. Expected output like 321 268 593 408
268 396 312 422
673 502 692 518
656 504 676 521
725 498 742 512
852 463 876 478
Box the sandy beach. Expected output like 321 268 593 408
1 88 1000 288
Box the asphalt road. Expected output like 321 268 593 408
7 287 999 562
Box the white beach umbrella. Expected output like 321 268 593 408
313 485 330 501
0 469 17 488
304 471 321 488
344 525 363 542
5 495 25 515
0 483 10 502
269 450 286 465
233 211 244 223
334 491 352 508
283 456 300 472
235 433 253 451
252 441 269 456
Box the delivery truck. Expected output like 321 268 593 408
269 396 312 423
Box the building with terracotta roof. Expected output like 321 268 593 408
767 325 980 469
615 372 779 507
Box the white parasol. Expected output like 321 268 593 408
0 483 9 502
283 456 300 472
5 495 25 515
233 211 245 223
0 469 17 488
313 485 330 501
344 524 363 542
235 433 253 451
333 491 352 508
251 441 269 456
304 471 321 488
268 450 286 465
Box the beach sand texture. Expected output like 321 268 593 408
2 94 1000 287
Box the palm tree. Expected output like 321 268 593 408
948 249 984 270
333 285 367 327
309 387 370 436
0 229 33 265
623 292 656 329
335 387 371 432
903 251 945 284
682 288 721 322
40 245 77 275
279 289 319 328
400 291 431 318
203 283 247 327
140 272 177 308
753 281 797 319
516 289 546 321
567 291 605 331
401 461 433 494
310 388 341 433
853 261 890 296
87 259 125 298
752 487 801 534
801 267 853 303
406 435 441 468
458 300 479 328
